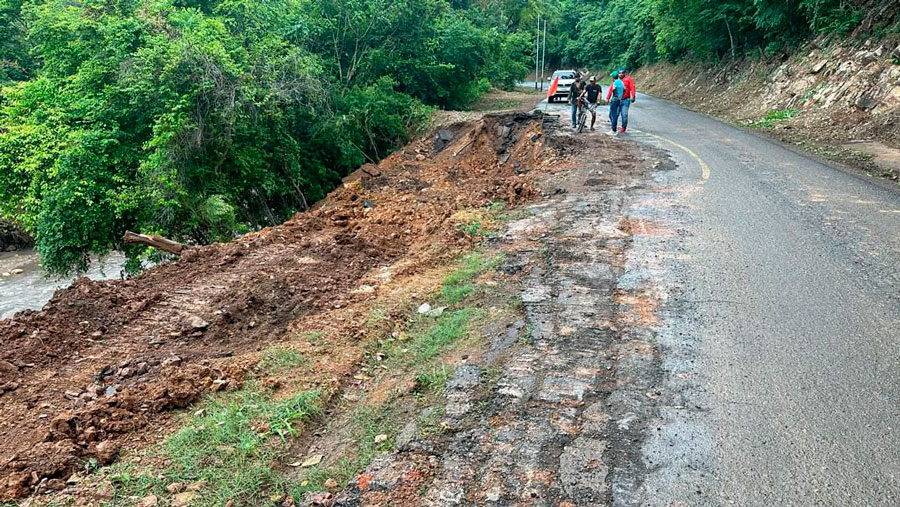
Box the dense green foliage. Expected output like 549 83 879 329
553 0 897 70
2 0 894 274
0 0 537 274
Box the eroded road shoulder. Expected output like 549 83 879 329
332 128 677 506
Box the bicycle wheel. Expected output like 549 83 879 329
577 111 586 133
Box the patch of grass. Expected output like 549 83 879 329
441 251 504 304
746 108 798 129
487 200 508 212
450 209 496 239
458 220 485 237
413 364 451 395
100 385 320 505
297 331 324 343
259 347 307 374
165 388 319 499
415 308 480 360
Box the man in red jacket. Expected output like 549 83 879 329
618 67 636 133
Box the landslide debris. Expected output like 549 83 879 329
0 112 566 501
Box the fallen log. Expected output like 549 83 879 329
123 231 186 255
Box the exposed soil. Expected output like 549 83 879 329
0 111 569 501
324 129 663 506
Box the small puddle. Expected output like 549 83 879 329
0 249 127 319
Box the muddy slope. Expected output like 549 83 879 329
0 112 564 501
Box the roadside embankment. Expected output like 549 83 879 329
0 111 571 502
635 36 900 182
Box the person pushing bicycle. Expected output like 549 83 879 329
581 76 602 131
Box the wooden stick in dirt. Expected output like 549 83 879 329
123 231 186 255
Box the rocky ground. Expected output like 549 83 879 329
636 35 900 182
319 131 669 506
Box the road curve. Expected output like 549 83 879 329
542 94 900 505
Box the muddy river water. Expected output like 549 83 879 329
0 249 126 319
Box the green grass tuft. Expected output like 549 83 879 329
746 108 798 129
259 347 307 374
415 309 478 360
441 252 503 304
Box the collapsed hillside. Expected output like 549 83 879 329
636 37 900 181
0 111 568 501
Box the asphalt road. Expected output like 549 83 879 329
542 95 900 505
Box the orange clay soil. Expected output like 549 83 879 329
0 112 571 501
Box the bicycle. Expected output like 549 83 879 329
576 99 598 134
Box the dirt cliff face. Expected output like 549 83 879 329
0 112 563 501
636 36 900 181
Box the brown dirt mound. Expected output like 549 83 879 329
0 112 565 501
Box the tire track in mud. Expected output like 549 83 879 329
334 132 676 506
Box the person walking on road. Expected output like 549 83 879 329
605 71 625 136
567 74 585 129
617 67 636 133
583 76 603 131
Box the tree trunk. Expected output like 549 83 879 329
123 231 186 255
725 17 736 59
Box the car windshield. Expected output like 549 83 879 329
553 71 575 79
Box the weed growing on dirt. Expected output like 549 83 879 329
459 220 485 237
746 108 798 128
415 309 479 360
414 364 451 394
488 200 508 212
298 331 324 342
259 346 307 374
442 251 504 304
166 387 319 499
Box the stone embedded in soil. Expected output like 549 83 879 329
166 482 185 494
185 481 205 492
172 491 198 506
184 314 209 331
161 356 182 368
300 454 324 468
137 494 159 506
94 440 120 464
324 478 339 489
95 482 114 500
417 302 432 314
0 360 18 374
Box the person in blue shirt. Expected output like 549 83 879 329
604 71 626 136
